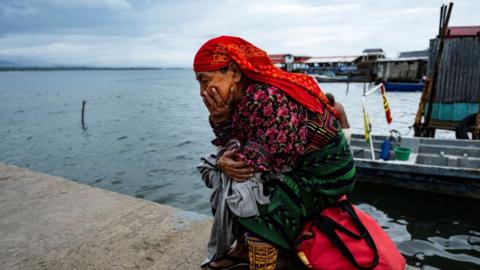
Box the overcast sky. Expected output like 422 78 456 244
0 0 478 67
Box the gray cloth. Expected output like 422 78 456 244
197 154 270 265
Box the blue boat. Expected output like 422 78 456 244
383 81 424 92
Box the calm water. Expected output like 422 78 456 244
1 70 478 269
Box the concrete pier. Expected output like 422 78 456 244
0 162 212 269
0 162 416 270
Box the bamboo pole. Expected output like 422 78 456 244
413 79 432 136
423 2 453 137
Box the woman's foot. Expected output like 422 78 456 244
207 255 248 269
228 241 249 259
208 243 249 269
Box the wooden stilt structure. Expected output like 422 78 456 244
416 3 453 138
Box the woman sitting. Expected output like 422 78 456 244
194 36 355 269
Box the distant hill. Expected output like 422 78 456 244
0 66 186 71
0 56 50 67
0 60 15 67
0 58 186 71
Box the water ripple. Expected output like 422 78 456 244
0 70 474 269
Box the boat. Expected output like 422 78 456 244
350 133 480 199
383 81 424 92
310 71 351 83
313 74 350 82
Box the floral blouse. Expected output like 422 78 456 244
210 83 339 174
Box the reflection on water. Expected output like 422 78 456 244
0 70 478 269
400 235 480 268
351 182 480 269
356 203 412 244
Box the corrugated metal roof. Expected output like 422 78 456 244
268 54 311 64
398 50 429 58
377 57 428 62
363 48 384 54
447 26 480 38
268 54 288 64
427 36 480 103
294 56 311 63
305 55 361 63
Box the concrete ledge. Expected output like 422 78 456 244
0 162 212 270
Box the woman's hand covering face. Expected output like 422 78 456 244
218 150 255 182
202 86 235 123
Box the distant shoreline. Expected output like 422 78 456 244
0 67 188 72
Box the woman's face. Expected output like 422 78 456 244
195 69 235 102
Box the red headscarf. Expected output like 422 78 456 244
193 36 338 117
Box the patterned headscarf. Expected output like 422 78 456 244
193 35 337 117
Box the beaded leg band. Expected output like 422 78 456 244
245 234 278 270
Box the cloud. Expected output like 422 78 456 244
250 1 359 15
0 2 36 17
0 33 196 67
9 0 132 11
0 0 479 67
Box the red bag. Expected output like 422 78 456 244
294 200 405 270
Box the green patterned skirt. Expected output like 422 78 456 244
238 131 355 250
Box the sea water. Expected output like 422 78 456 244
0 69 478 269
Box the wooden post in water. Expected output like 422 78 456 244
81 100 87 130
474 101 480 140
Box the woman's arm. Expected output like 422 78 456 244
209 118 232 146
203 87 234 146
232 84 308 174
202 87 256 180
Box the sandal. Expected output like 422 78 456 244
206 254 249 270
